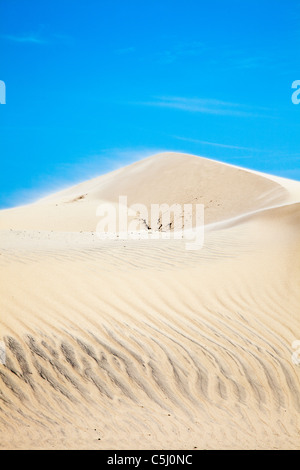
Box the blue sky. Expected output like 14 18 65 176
0 0 300 208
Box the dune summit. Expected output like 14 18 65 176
0 152 289 231
0 152 299 449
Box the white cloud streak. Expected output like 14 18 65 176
138 96 269 118
3 34 48 44
172 135 258 151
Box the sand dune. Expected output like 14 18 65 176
0 153 289 232
0 152 299 449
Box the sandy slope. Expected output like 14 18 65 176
0 152 289 231
0 152 299 449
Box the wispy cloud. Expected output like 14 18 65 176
172 135 258 151
137 96 269 118
2 32 73 46
3 34 48 45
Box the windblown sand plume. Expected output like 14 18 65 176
0 152 299 449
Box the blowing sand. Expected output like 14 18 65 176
0 152 299 449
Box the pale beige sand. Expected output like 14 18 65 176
0 152 299 449
0 152 289 232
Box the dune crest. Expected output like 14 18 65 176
0 153 289 232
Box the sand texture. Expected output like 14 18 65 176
0 152 299 449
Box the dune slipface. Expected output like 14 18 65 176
0 152 299 449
